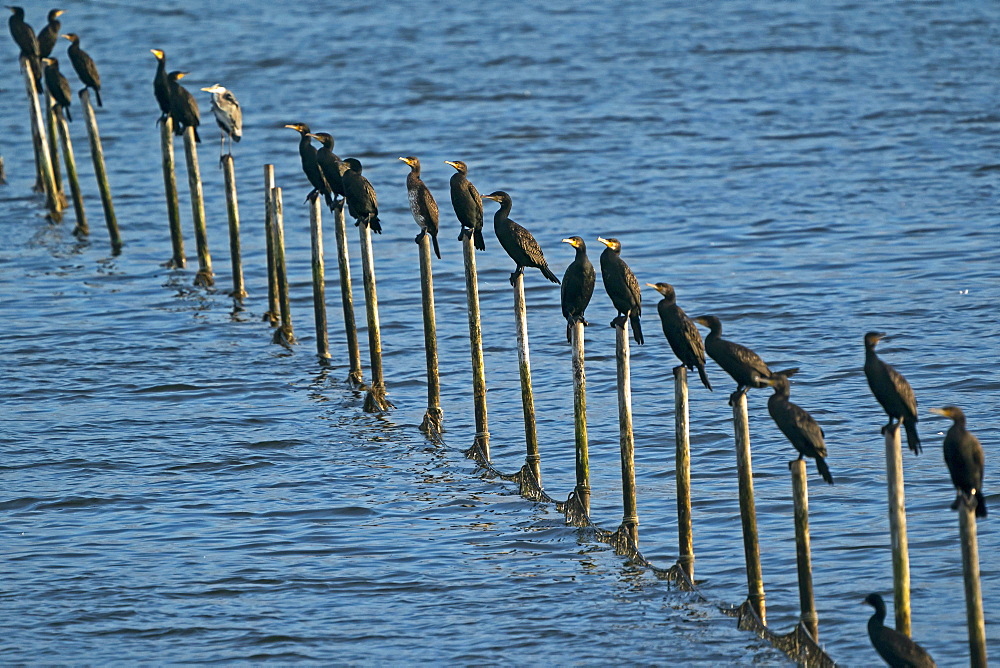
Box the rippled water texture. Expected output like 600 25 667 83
1 0 998 664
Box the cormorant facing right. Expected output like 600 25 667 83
863 593 936 667
7 6 43 92
399 156 441 259
481 190 559 286
693 314 798 405
560 236 595 342
62 33 101 106
37 8 63 58
167 71 200 141
647 282 710 390
864 331 921 454
200 84 242 162
42 57 72 122
283 123 331 208
150 49 170 124
597 237 643 345
761 373 834 484
444 160 485 251
306 132 346 206
930 405 987 518
342 157 382 233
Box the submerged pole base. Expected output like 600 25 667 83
465 432 491 464
363 383 393 413
272 325 296 348
194 269 215 288
345 370 364 389
419 407 445 440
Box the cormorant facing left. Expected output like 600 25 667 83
342 157 381 233
647 282 710 390
930 405 987 518
7 6 43 92
864 331 921 455
444 160 485 251
200 84 242 162
37 8 63 58
167 71 200 141
863 593 936 667
481 191 559 286
62 33 101 106
560 236 595 342
761 374 834 484
400 156 441 259
283 123 331 209
597 237 643 345
150 49 170 124
42 57 72 122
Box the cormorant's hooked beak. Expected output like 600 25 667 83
481 194 501 202
398 157 414 166
52 9 65 17
41 57 54 65
645 283 669 296
305 133 320 141
283 123 303 131
597 236 612 248
444 160 460 170
928 407 949 417
150 48 164 59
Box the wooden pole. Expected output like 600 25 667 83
959 503 987 667
181 125 211 285
23 58 60 218
359 221 391 412
674 366 694 581
221 154 246 300
616 324 639 545
790 458 819 642
884 423 911 636
270 187 295 346
161 118 184 268
262 165 279 325
733 393 766 625
55 110 87 237
332 202 363 386
80 90 120 252
571 322 590 516
44 93 67 210
418 234 443 437
462 234 490 460
513 272 542 485
308 197 330 360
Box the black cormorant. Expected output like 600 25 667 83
283 123 332 208
693 314 799 405
444 160 485 251
648 283 711 390
41 57 71 122
481 191 559 286
167 71 200 141
37 8 62 58
342 157 381 233
761 374 833 484
150 49 170 124
560 236 595 342
306 132 346 207
7 6 42 92
864 332 921 454
863 593 936 667
62 33 101 106
598 237 643 345
930 405 987 518
200 84 241 162
400 156 441 259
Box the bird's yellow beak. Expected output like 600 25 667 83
150 49 164 59
597 236 612 247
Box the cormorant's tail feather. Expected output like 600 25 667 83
64 107 72 123
565 321 572 343
173 120 184 136
431 233 441 259
903 419 922 455
696 363 712 391
474 227 486 252
369 215 382 234
629 314 644 345
975 491 987 518
540 264 560 284
324 191 335 212
193 126 201 143
95 88 102 107
816 457 834 485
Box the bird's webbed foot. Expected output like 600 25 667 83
305 189 318 204
508 267 524 287
609 314 627 330
458 227 471 242
414 230 426 245
727 386 748 406
951 493 963 511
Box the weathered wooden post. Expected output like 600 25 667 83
22 58 60 218
80 90 120 252
733 393 766 625
333 202 363 386
221 154 246 299
181 124 210 284
55 110 87 236
462 232 490 460
616 324 639 545
308 197 330 359
790 458 819 642
674 366 694 581
417 234 443 436
270 186 294 346
44 93 67 210
262 165 279 325
161 117 184 268
958 503 987 667
570 321 590 518
513 272 542 485
359 220 391 412
883 423 912 636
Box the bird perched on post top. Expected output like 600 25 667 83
37 8 63 58
42 57 72 121
342 157 381 233
306 132 347 207
481 190 559 286
761 373 834 484
399 156 441 259
200 83 241 162
930 405 987 518
7 6 43 92
62 32 101 106
864 331 921 455
598 237 643 345
167 71 199 141
560 236 595 342
647 282 711 390
444 160 485 251
863 593 936 667
150 49 171 124
283 123 331 208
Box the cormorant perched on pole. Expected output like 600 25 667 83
481 190 559 286
647 283 710 389
62 33 101 106
864 331 921 454
560 236 595 342
167 71 199 141
307 132 346 207
7 6 42 91
400 156 441 259
597 237 643 345
41 57 71 121
200 84 241 162
342 157 381 233
761 374 833 484
863 593 936 667
37 8 62 58
150 49 170 124
283 123 332 208
693 314 798 405
930 405 987 518
444 160 485 251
